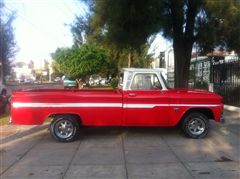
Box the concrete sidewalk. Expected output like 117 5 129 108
224 105 240 113
0 110 239 179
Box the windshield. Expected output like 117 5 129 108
64 77 75 81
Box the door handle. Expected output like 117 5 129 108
128 93 137 97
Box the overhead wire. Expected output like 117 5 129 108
3 0 89 47
53 0 73 20
3 5 68 46
72 0 88 16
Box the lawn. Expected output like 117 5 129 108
0 113 10 126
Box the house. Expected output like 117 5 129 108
11 61 35 82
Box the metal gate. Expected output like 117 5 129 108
211 56 240 107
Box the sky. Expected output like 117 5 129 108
3 0 169 68
4 0 87 68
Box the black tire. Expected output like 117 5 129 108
181 112 210 139
50 115 80 142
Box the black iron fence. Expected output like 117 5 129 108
189 57 211 89
211 57 240 107
189 55 240 107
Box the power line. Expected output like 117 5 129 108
53 0 73 20
73 0 88 16
3 5 67 46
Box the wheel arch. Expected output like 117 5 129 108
47 113 82 125
178 108 214 125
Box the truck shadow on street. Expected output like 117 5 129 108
81 126 182 137
1 124 48 145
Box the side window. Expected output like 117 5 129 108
130 73 162 90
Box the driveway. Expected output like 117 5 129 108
0 110 239 179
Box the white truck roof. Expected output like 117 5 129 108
121 68 168 90
122 68 166 73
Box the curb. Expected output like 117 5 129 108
224 105 240 113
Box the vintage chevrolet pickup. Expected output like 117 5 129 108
11 68 224 142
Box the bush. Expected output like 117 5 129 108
195 81 209 90
110 78 119 88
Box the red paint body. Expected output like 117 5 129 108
11 88 223 126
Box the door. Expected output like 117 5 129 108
123 73 170 126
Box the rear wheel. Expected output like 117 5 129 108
181 112 209 139
50 115 80 142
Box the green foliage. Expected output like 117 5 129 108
70 15 91 47
0 2 16 83
195 81 209 90
92 0 162 50
81 0 240 87
202 0 240 54
71 0 156 69
51 44 111 79
51 60 64 79
110 77 119 88
116 45 153 68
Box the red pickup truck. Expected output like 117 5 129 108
11 68 224 142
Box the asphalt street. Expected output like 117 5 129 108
0 110 239 179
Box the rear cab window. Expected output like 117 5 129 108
130 73 162 90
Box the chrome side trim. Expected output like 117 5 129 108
169 104 221 107
12 102 122 108
123 104 165 108
123 104 221 108
12 102 221 108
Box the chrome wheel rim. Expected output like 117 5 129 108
55 120 74 139
187 118 205 135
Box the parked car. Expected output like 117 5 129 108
24 78 34 84
54 77 62 82
63 76 77 89
89 75 102 86
11 68 224 142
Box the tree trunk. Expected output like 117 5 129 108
0 62 6 85
173 38 193 88
171 0 197 88
128 48 133 67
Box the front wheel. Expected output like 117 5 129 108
50 115 80 142
181 112 210 139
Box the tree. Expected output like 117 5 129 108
70 16 91 47
71 1 155 72
160 0 240 87
89 0 161 67
82 0 240 88
51 60 64 80
198 1 240 54
51 44 112 80
0 2 16 84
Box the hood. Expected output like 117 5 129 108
168 88 223 102
169 88 213 94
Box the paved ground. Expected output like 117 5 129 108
0 110 239 179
